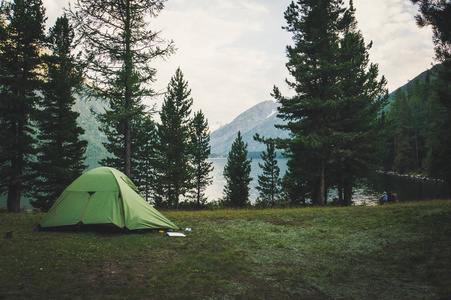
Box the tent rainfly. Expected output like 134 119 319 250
39 167 179 231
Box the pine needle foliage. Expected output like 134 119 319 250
0 0 46 212
155 67 194 209
254 137 281 207
274 0 387 206
223 131 252 208
189 110 213 208
30 16 87 211
68 0 174 178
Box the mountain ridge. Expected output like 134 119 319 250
209 100 289 155
210 65 438 157
75 66 437 159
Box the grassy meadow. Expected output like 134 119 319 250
1 200 451 299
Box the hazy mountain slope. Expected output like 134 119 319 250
72 91 109 169
210 100 289 155
210 66 439 156
385 65 438 110
241 113 289 153
73 66 440 159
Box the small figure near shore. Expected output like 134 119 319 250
379 192 388 204
388 191 397 203
380 191 398 204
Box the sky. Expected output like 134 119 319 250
42 0 435 127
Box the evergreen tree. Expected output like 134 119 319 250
273 0 345 206
189 110 213 208
30 15 87 211
156 67 193 208
132 115 159 203
411 0 450 62
424 81 448 179
0 0 46 212
68 0 174 178
275 1 387 206
255 139 280 206
382 70 451 179
387 82 429 175
412 0 451 184
223 131 252 208
332 2 388 205
390 89 415 173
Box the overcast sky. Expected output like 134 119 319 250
43 0 435 126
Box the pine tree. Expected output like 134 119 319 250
331 1 388 205
132 115 159 203
255 139 280 206
387 82 430 175
412 0 451 185
189 110 213 208
156 67 193 208
424 80 448 179
411 0 450 62
389 89 415 173
0 0 46 212
273 0 345 206
30 15 87 211
275 1 387 206
223 131 252 208
68 0 174 178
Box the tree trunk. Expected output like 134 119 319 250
175 181 180 210
7 183 21 213
8 121 24 213
124 118 132 178
314 159 326 206
338 179 343 205
123 0 132 178
343 179 353 206
197 184 201 209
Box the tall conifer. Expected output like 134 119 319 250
331 2 387 205
255 139 280 206
223 131 252 208
412 0 451 185
31 15 87 211
68 0 174 178
0 0 46 212
156 67 193 208
273 0 344 206
275 1 387 205
190 110 213 208
133 116 159 203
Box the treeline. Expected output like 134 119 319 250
381 67 449 179
240 0 451 208
1 0 449 212
0 1 86 213
0 0 215 212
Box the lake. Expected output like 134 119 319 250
205 158 450 205
1 159 449 209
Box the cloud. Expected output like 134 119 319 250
42 0 68 26
353 0 435 92
40 0 437 125
151 0 292 124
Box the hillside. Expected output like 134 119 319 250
210 65 439 157
209 100 289 155
72 90 109 169
385 65 438 110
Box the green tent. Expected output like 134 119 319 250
40 167 178 231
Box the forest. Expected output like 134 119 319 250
382 66 450 179
0 0 450 212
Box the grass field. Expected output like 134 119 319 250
1 200 451 299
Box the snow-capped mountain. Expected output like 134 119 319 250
209 100 289 156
